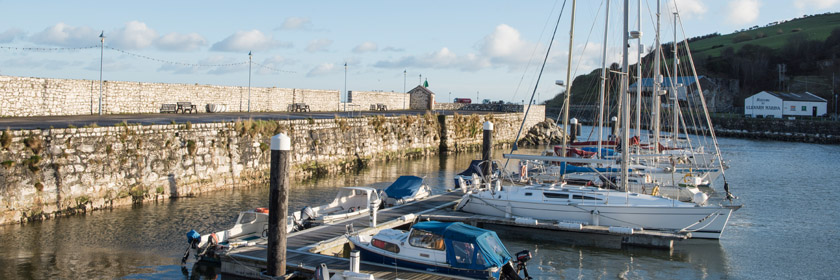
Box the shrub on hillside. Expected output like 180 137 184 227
732 33 754 43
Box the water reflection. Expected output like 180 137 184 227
2 138 838 279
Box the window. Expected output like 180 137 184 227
372 238 400 253
572 194 602 201
239 212 257 224
409 229 445 250
452 240 475 264
802 106 807 111
544 192 569 199
791 106 796 111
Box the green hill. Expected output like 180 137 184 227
545 13 840 114
687 13 840 59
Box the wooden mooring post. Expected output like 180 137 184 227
267 133 291 277
482 121 493 182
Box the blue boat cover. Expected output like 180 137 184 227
383 176 424 199
457 160 498 176
579 147 616 157
557 162 622 175
412 221 512 271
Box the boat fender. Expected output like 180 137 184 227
692 192 709 205
255 207 269 213
349 207 356 212
609 226 634 235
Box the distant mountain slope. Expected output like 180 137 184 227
688 12 840 59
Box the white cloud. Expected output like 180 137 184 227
307 63 335 77
108 21 158 50
374 47 490 71
156 32 207 51
211 30 292 52
669 0 707 19
382 46 404 52
30 23 99 46
478 24 541 66
0 28 25 43
353 42 378 53
726 0 761 25
306 38 333 52
794 0 840 11
278 17 313 30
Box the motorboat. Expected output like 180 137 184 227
184 187 381 264
347 221 532 279
380 176 431 207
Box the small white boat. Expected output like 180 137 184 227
380 176 431 207
183 187 381 264
347 221 532 279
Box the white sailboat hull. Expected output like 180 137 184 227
457 186 735 239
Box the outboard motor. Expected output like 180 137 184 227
515 250 532 280
181 230 201 265
301 206 316 221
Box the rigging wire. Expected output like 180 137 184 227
511 0 563 104
505 0 569 171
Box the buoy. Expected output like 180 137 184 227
255 207 269 213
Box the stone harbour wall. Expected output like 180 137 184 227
0 112 539 225
0 75 385 116
348 91 410 110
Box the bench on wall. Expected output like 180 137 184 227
176 102 197 114
160 104 177 113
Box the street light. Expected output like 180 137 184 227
344 62 348 112
247 51 252 113
98 31 105 116
403 69 407 110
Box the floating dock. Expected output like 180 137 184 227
221 192 688 278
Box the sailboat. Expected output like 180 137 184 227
456 0 740 239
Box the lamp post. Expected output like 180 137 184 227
98 31 105 116
403 69 407 109
344 62 348 112
448 92 451 103
248 51 252 112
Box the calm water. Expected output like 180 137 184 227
1 136 839 279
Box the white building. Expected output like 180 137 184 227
744 91 827 118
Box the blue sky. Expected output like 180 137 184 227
0 0 838 104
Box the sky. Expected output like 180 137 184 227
0 0 838 104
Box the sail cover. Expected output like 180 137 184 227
412 221 512 271
457 160 498 177
383 176 423 199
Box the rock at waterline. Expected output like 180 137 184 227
517 118 567 146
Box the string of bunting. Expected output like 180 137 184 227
106 46 248 68
0 45 99 52
252 62 296 74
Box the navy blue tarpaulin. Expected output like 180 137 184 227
383 176 423 199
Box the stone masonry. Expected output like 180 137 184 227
0 111 544 225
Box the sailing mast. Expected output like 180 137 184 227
671 12 680 145
620 0 631 193
560 0 577 164
653 0 662 154
596 0 611 159
635 0 643 146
